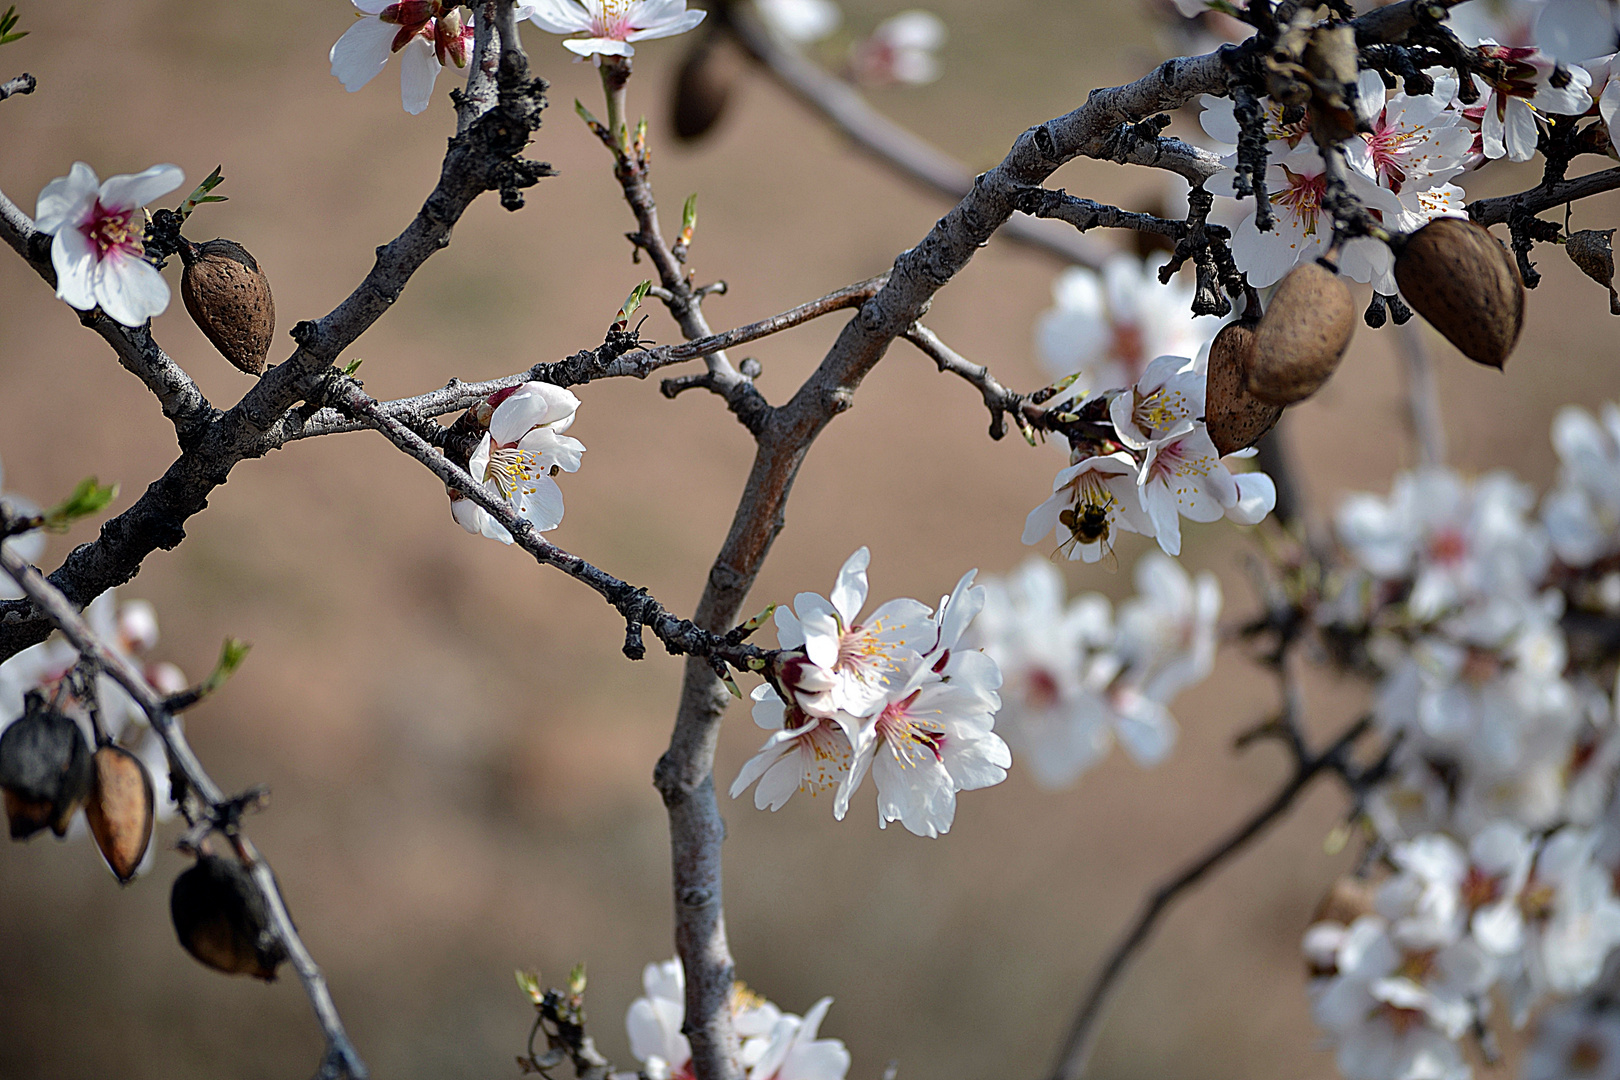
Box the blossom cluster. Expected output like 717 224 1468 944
962 553 1219 789
733 548 1009 838
1300 405 1620 1080
625 958 850 1080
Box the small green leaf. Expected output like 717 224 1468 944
0 4 25 44
718 667 742 699
342 358 364 377
41 478 118 532
515 969 545 1005
197 637 252 698
1323 822 1352 856
567 962 587 996
612 280 653 331
678 193 698 248
574 98 602 129
176 166 227 223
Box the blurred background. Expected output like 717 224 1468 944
1 1 1618 1077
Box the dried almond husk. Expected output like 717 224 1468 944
1566 228 1619 315
180 238 275 375
1248 261 1356 406
1393 218 1524 369
171 853 287 980
1204 320 1284 455
85 744 154 884
0 693 93 840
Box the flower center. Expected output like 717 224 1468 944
1272 167 1327 236
875 691 946 763
1026 667 1060 711
482 445 542 502
590 0 635 38
82 203 143 259
1133 384 1191 438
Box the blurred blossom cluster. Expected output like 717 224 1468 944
962 554 1220 789
626 959 850 1080
736 549 1009 838
1298 404 1620 1080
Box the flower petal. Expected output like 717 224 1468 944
92 251 170 327
34 162 99 234
330 15 399 92
399 35 442 114
97 164 184 214
525 0 593 33
50 227 98 311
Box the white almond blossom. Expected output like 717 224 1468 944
755 0 841 44
772 548 934 718
1035 256 1220 399
1108 353 1202 450
526 0 706 59
1469 44 1593 161
1543 403 1620 566
33 162 184 328
1115 552 1219 703
451 382 584 543
330 0 473 115
748 997 851 1080
849 10 945 86
626 960 794 1080
1136 424 1240 557
1022 452 1153 565
730 683 859 811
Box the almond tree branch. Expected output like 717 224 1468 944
0 72 34 101
1466 165 1620 225
278 274 888 442
1047 710 1372 1080
0 534 368 1080
331 376 773 670
0 3 548 662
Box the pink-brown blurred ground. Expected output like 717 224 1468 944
1 2 1619 1078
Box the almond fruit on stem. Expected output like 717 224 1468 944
1393 218 1524 369
1247 261 1356 406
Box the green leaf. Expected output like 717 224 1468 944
678 193 698 248
739 604 775 633
0 4 25 43
197 638 252 698
176 166 227 223
41 477 118 532
612 280 653 331
574 98 602 129
567 962 587 996
342 358 364 377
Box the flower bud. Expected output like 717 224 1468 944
1566 228 1619 316
1203 319 1284 455
86 744 155 884
0 693 94 840
170 853 287 980
1247 261 1356 406
179 238 276 376
1393 218 1524 369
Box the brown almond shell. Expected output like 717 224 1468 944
1248 261 1356 406
180 239 275 375
86 744 155 884
1393 218 1524 369
1204 320 1284 456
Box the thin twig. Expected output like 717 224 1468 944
1468 165 1620 226
0 542 369 1080
1047 712 1372 1080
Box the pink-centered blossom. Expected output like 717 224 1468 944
330 0 474 115
526 0 706 59
33 162 184 328
1470 43 1593 161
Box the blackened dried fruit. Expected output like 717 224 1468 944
0 693 93 839
1566 228 1619 315
171 853 287 980
1248 261 1356 406
671 30 739 143
1204 320 1284 456
1394 218 1525 369
86 744 155 883
179 238 275 375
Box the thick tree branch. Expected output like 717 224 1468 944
0 538 368 1080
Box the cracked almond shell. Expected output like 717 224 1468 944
1247 261 1356 406
180 238 275 375
1204 320 1284 456
1394 218 1524 369
171 853 287 980
86 744 155 884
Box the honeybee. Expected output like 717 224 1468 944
1055 493 1118 572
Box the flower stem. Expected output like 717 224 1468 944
600 56 632 157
